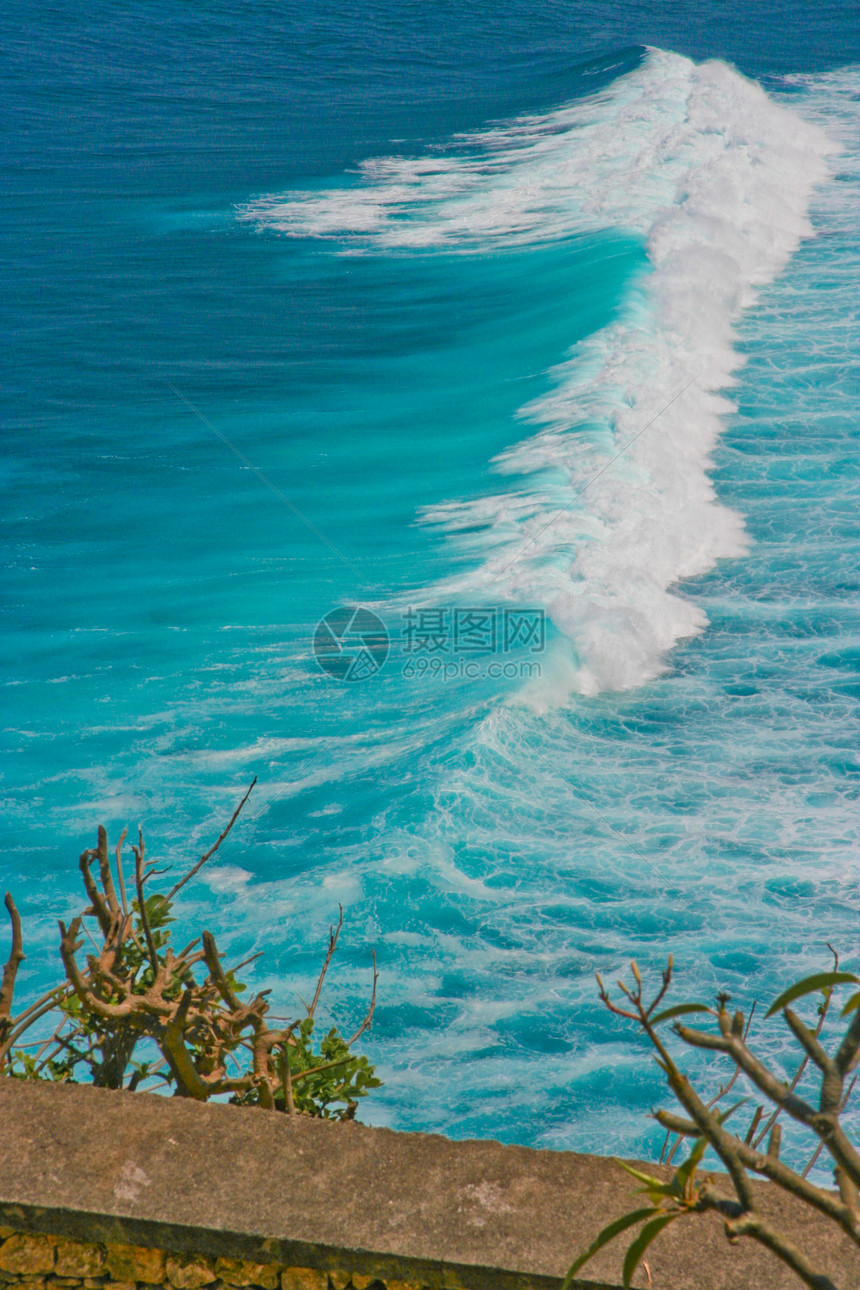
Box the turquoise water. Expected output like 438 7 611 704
1 5 859 1165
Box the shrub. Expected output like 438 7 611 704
0 779 380 1120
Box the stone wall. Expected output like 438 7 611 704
2 1079 858 1289
0 1233 422 1290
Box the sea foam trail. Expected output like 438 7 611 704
242 49 834 702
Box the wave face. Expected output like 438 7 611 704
244 49 833 700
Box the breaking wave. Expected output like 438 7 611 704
243 48 834 702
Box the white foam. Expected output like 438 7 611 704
242 50 835 701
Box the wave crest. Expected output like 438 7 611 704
242 49 834 703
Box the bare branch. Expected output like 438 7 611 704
281 1041 296 1115
745 1106 765 1146
677 1019 860 1186
115 828 129 916
804 1077 858 1180
1 893 24 1020
347 950 378 1047
167 777 256 900
768 1123 782 1161
309 904 343 1018
834 1007 860 1078
1 988 71 1060
653 1109 698 1137
132 829 159 973
163 989 212 1100
79 845 113 937
784 1007 833 1075
697 1186 838 1290
202 930 242 1011
754 957 837 1151
229 950 264 975
96 825 120 919
290 1053 357 1085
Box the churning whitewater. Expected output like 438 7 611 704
243 49 834 701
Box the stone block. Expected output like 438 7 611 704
214 1258 278 1290
0 1236 55 1277
280 1271 327 1290
327 1275 350 1290
105 1243 165 1284
165 1255 217 1290
348 1278 375 1290
54 1239 105 1279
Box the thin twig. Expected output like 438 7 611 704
132 830 159 972
167 778 256 900
229 950 264 975
115 828 129 917
753 952 837 1151
347 951 378 1046
309 905 343 1019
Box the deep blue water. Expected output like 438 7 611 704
2 2 859 1164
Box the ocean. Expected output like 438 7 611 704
1 1 858 1163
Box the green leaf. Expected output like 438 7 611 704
618 1161 673 1193
649 1003 713 1026
841 991 860 1018
674 1135 708 1193
765 972 859 1018
622 1212 681 1288
562 1207 659 1289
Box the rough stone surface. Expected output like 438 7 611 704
279 1273 327 1290
0 1235 431 1290
54 1242 104 1280
104 1245 165 1285
0 1237 55 1277
165 1256 218 1290
2 1078 859 1288
215 1258 278 1289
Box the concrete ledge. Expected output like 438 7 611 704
0 1080 856 1288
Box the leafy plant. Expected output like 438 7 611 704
566 956 860 1290
0 779 379 1119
